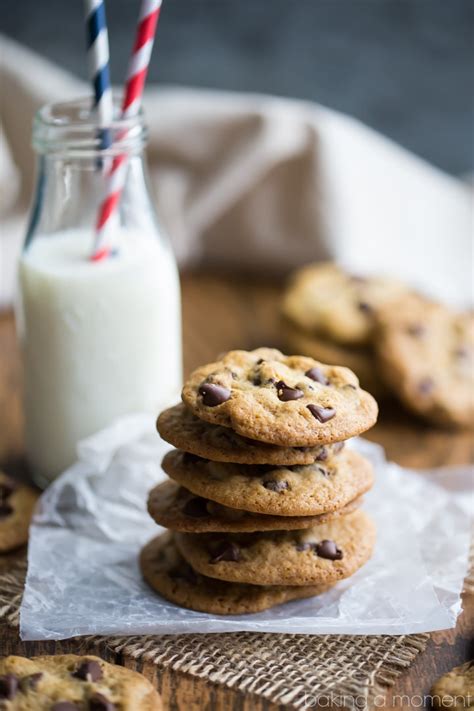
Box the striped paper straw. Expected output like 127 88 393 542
84 0 113 147
91 0 162 261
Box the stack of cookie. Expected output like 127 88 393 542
141 348 378 616
282 263 474 427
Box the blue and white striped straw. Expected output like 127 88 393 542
84 0 113 147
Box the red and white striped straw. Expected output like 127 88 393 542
91 0 162 262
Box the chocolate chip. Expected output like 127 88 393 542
276 381 304 402
295 542 313 552
198 383 231 406
256 358 265 364
252 377 262 386
418 377 434 394
89 692 117 711
0 480 17 500
406 324 425 337
183 496 210 518
231 371 238 379
315 539 343 560
0 674 18 700
51 703 80 711
183 452 204 465
170 563 198 585
209 541 240 564
279 388 304 402
315 446 328 461
72 660 103 682
454 345 470 359
332 441 345 454
0 502 13 518
19 673 43 692
305 367 329 385
307 404 336 423
263 480 288 492
357 301 372 313
316 466 329 477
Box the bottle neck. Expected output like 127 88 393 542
26 98 157 248
32 97 147 158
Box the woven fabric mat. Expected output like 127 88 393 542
1 557 472 709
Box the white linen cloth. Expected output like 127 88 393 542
1 36 472 310
20 415 472 639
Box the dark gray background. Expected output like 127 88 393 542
3 0 473 175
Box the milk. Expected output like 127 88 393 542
19 228 182 483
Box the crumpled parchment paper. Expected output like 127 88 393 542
20 414 472 640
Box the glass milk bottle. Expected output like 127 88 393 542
16 98 182 486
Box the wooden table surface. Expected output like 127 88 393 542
0 272 472 709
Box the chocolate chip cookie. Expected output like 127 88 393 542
175 509 376 586
140 532 333 615
158 403 345 465
161 448 373 517
431 661 473 709
375 293 474 427
281 262 406 346
147 480 361 533
0 654 162 710
0 472 38 553
182 348 378 446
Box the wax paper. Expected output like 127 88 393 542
20 414 472 640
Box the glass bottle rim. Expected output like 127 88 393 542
32 96 148 157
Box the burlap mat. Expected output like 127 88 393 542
1 557 472 709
